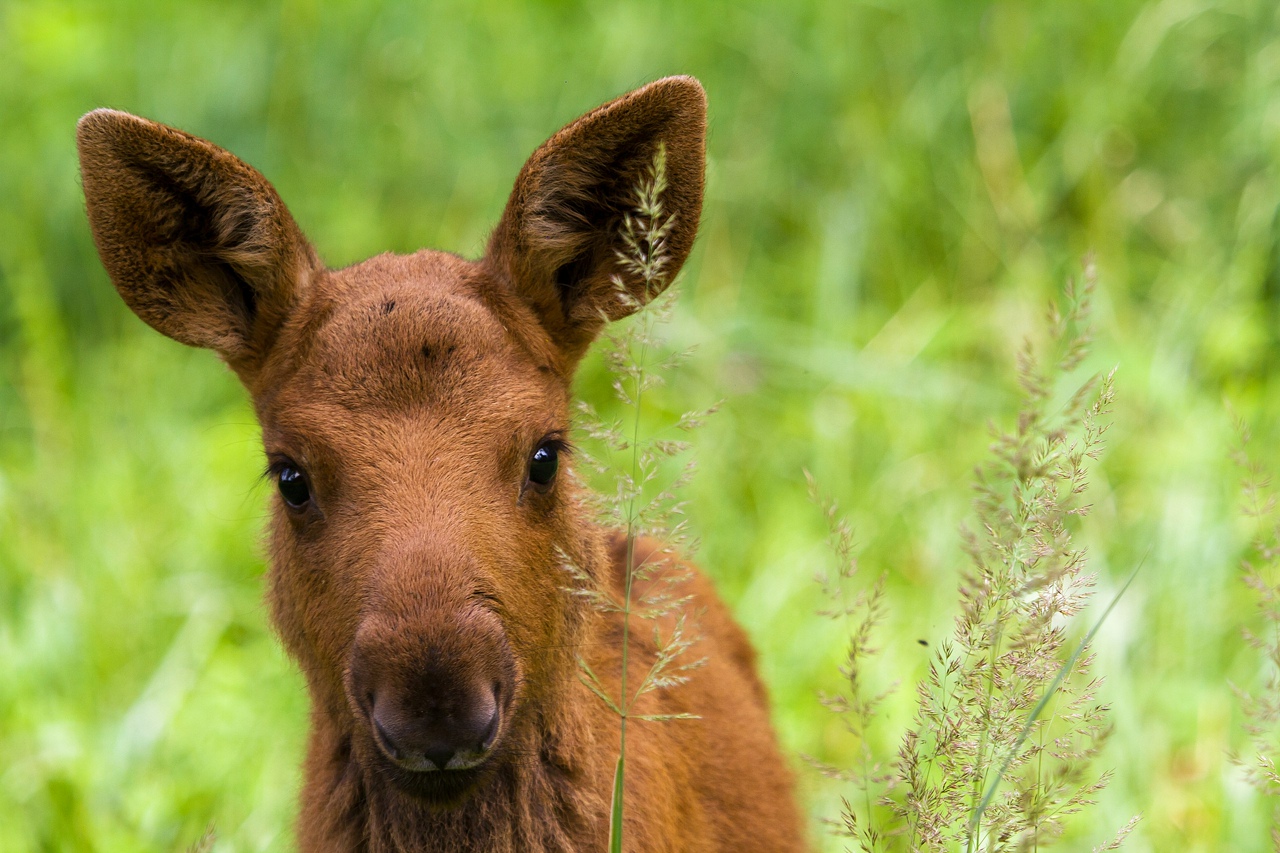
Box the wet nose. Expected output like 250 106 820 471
370 683 500 772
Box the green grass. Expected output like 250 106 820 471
4 0 1280 849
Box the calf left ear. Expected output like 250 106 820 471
485 76 707 365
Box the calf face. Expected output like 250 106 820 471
78 78 705 806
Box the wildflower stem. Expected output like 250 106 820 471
612 328 650 853
598 142 691 853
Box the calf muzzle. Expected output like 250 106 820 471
347 602 515 788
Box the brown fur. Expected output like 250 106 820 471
78 77 805 852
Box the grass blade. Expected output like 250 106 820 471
969 555 1144 834
609 751 625 853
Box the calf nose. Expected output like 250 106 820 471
370 683 500 772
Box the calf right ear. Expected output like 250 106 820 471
77 109 318 372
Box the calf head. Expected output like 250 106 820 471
78 78 705 804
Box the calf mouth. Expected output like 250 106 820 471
358 703 507 805
371 712 499 773
370 749 500 805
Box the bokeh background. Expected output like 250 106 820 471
4 0 1280 849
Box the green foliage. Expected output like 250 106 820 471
5 1 1280 850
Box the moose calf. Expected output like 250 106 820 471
78 77 804 852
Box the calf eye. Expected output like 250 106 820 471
277 465 312 508
528 443 559 488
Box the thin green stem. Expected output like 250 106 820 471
908 646 953 848
613 286 654 853
968 599 1008 853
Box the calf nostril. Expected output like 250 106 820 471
480 703 499 751
373 716 403 761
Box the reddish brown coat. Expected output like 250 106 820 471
78 77 805 853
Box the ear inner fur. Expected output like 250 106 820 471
77 108 318 375
485 76 707 368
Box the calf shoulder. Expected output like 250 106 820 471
581 532 806 852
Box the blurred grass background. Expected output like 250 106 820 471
3 0 1280 849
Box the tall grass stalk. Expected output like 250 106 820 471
185 826 215 853
566 145 712 852
1231 425 1280 847
817 263 1136 851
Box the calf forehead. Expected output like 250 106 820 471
284 251 537 413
